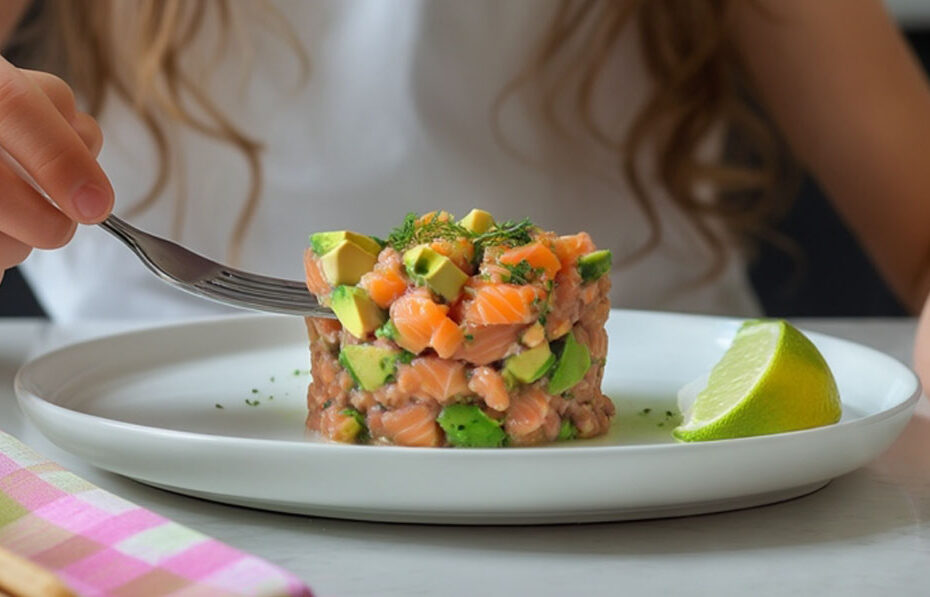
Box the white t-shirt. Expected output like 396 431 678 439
22 0 761 322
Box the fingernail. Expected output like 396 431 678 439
72 183 111 221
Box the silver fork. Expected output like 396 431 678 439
1 147 333 317
98 216 333 317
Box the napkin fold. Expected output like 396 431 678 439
0 431 312 597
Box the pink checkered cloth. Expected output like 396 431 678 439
0 431 313 597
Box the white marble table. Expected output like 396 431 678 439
1 318 928 597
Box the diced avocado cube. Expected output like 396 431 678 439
547 330 592 394
459 209 495 234
577 249 612 282
320 240 378 286
402 244 468 302
557 419 578 441
504 342 555 384
338 344 400 391
333 408 367 443
520 321 546 347
310 230 382 257
330 286 386 339
437 404 507 447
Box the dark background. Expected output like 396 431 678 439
2 30 929 319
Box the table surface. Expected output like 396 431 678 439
1 318 928 597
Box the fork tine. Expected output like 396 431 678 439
197 279 315 305
208 275 313 301
194 280 319 312
216 270 310 294
220 269 310 291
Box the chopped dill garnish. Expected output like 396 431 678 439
270 376 275 382
657 422 665 428
464 333 474 342
251 388 259 394
397 350 416 364
269 395 275 400
534 295 551 323
245 398 260 407
294 369 301 376
665 410 674 418
215 403 224 409
640 408 652 416
471 218 534 249
386 212 470 251
322 399 333 409
503 260 540 285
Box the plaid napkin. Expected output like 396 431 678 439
0 431 313 597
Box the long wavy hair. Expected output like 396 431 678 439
9 0 790 273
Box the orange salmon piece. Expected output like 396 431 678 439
390 289 450 354
375 402 443 447
505 388 550 438
430 317 465 359
360 267 407 309
304 249 332 297
464 284 541 325
453 324 522 365
397 357 469 403
553 232 595 269
468 366 511 411
499 242 561 279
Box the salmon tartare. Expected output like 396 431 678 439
303 210 614 447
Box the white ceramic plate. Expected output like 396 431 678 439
15 311 921 525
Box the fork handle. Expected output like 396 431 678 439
97 215 142 249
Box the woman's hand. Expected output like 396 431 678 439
0 56 113 285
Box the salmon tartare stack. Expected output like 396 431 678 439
303 209 614 447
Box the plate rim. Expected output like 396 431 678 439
14 310 923 457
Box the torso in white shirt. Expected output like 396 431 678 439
22 0 761 322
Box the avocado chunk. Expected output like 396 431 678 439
504 341 555 384
577 249 612 282
320 240 378 286
375 319 399 341
547 330 592 394
459 209 495 235
437 404 507 447
557 419 578 441
330 286 386 338
338 344 400 391
334 408 368 443
402 244 468 302
520 321 546 347
310 230 382 257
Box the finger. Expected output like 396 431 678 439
0 231 33 271
0 57 113 224
22 71 102 155
21 70 77 122
71 112 103 156
0 162 77 249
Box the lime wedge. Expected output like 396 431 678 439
673 320 841 442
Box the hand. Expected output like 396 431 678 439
0 56 113 285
